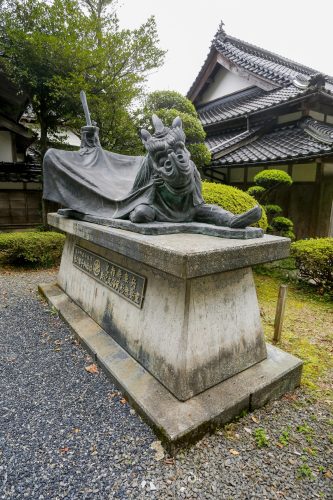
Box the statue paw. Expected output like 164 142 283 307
230 205 262 229
130 205 156 223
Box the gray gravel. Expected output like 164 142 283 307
0 269 332 500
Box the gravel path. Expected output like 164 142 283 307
0 269 332 499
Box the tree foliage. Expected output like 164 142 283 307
254 169 293 189
202 181 268 230
0 0 165 155
144 90 197 117
246 169 294 238
0 231 65 267
139 90 211 169
291 238 333 297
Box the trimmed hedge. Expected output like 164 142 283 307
246 185 266 200
271 216 295 240
254 169 292 189
264 204 283 216
271 217 293 230
291 238 333 296
202 181 268 230
0 231 65 268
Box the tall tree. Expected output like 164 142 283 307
0 0 93 155
0 0 165 155
0 0 165 225
62 3 165 154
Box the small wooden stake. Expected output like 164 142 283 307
273 284 288 343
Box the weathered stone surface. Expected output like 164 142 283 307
39 281 303 446
56 233 267 400
48 214 290 279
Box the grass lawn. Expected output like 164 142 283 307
255 273 333 401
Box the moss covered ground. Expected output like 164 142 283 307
255 273 333 401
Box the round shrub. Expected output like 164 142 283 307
0 231 65 268
153 109 206 143
145 90 197 117
264 204 283 216
254 169 292 189
188 143 211 168
271 216 294 232
202 181 268 230
246 186 266 200
271 216 295 239
291 238 333 296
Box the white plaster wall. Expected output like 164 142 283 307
309 110 325 121
278 112 302 124
0 131 13 162
199 67 252 104
292 163 316 182
323 163 333 177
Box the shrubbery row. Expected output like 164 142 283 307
0 231 65 268
291 238 333 296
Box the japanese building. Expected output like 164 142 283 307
0 69 42 229
188 23 333 238
0 68 80 230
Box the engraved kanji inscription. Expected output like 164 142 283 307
73 245 146 308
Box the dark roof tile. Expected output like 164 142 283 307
198 85 308 126
187 27 332 100
208 118 333 166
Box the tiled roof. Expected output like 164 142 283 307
188 24 332 101
207 118 333 166
0 162 41 182
206 127 260 156
198 85 310 126
213 35 318 87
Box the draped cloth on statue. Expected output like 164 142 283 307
43 146 154 219
43 143 204 221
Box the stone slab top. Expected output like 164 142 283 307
49 213 290 279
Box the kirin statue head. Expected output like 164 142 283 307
140 115 193 192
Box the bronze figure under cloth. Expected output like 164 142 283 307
43 94 262 238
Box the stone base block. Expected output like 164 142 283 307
39 282 303 448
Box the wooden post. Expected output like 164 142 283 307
273 284 288 343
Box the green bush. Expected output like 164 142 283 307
271 216 293 231
271 216 295 239
0 231 65 268
187 143 211 168
202 181 268 230
291 238 333 296
144 90 197 117
254 169 292 189
246 185 266 200
153 109 206 143
264 204 283 216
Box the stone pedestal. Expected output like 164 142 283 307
40 214 302 444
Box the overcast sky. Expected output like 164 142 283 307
117 0 333 96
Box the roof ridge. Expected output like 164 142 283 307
300 116 333 144
218 34 326 78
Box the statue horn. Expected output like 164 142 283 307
152 114 165 134
172 116 182 129
140 129 151 142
